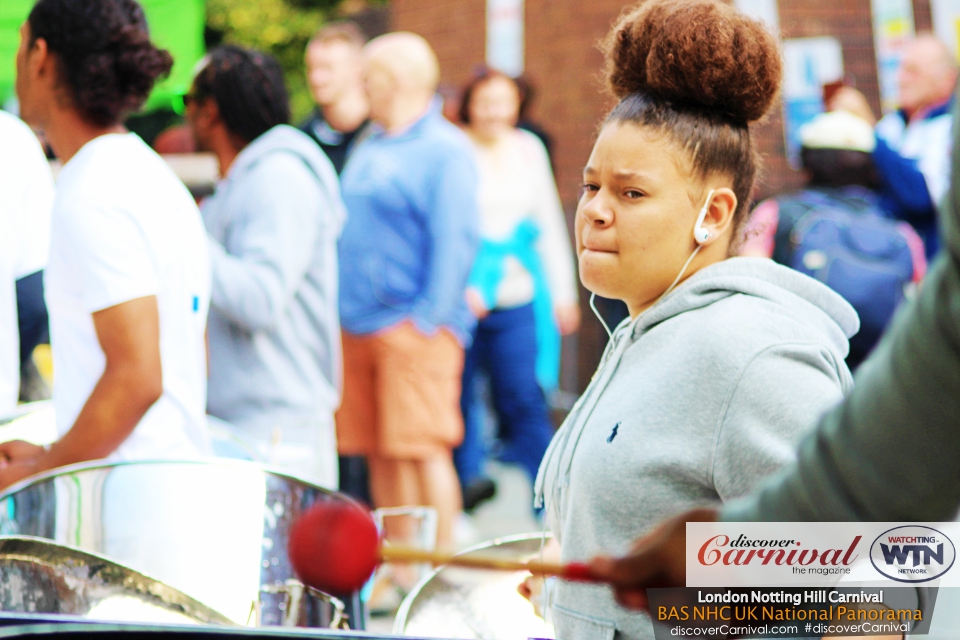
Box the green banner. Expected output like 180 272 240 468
0 0 205 113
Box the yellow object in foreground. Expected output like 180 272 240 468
32 344 53 384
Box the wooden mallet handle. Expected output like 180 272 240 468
379 545 598 582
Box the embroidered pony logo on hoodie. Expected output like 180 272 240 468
607 422 620 443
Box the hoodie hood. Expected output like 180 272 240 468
230 124 346 232
627 256 859 357
202 124 347 428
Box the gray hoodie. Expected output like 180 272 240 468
534 257 858 640
202 125 346 431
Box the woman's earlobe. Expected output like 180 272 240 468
710 188 738 232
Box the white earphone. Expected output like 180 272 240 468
586 189 719 341
693 189 715 245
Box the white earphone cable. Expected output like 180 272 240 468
655 189 713 305
657 243 701 304
589 291 613 339
587 188 713 335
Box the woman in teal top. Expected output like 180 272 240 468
455 68 580 506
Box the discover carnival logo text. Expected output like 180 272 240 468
686 523 960 586
697 534 861 574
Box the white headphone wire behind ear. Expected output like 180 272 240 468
654 188 718 304
588 189 716 338
693 189 715 245
589 291 613 339
657 244 701 302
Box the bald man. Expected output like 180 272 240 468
335 33 479 553
831 33 958 258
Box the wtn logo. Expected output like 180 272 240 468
870 526 956 583
880 542 944 566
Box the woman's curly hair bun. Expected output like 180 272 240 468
602 0 782 124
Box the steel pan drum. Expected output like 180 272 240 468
0 460 352 628
394 533 555 639
0 535 232 624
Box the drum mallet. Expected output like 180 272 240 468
287 501 597 594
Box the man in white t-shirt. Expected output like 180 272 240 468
0 110 53 417
0 0 212 489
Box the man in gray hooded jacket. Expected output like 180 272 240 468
186 46 346 488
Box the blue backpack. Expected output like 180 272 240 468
772 187 921 364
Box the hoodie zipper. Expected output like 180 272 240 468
535 321 635 513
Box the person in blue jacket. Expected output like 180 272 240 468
830 34 957 259
336 32 479 553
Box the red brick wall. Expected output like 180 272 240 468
391 0 937 203
914 0 933 31
391 0 486 89
520 0 641 391
392 0 934 391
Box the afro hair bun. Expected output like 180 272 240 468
602 0 783 124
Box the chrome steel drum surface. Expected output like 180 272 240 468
394 533 555 639
0 535 232 624
0 460 354 628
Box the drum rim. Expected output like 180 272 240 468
0 533 236 625
0 458 351 503
393 531 554 633
0 400 53 427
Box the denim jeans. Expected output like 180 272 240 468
455 303 554 486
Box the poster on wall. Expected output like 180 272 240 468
930 0 960 61
782 37 844 168
734 0 779 34
870 0 916 113
486 0 524 77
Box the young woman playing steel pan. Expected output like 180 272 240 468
531 2 858 638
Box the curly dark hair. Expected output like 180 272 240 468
192 45 290 144
28 0 172 128
600 0 783 239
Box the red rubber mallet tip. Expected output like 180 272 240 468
561 562 596 582
288 501 380 595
